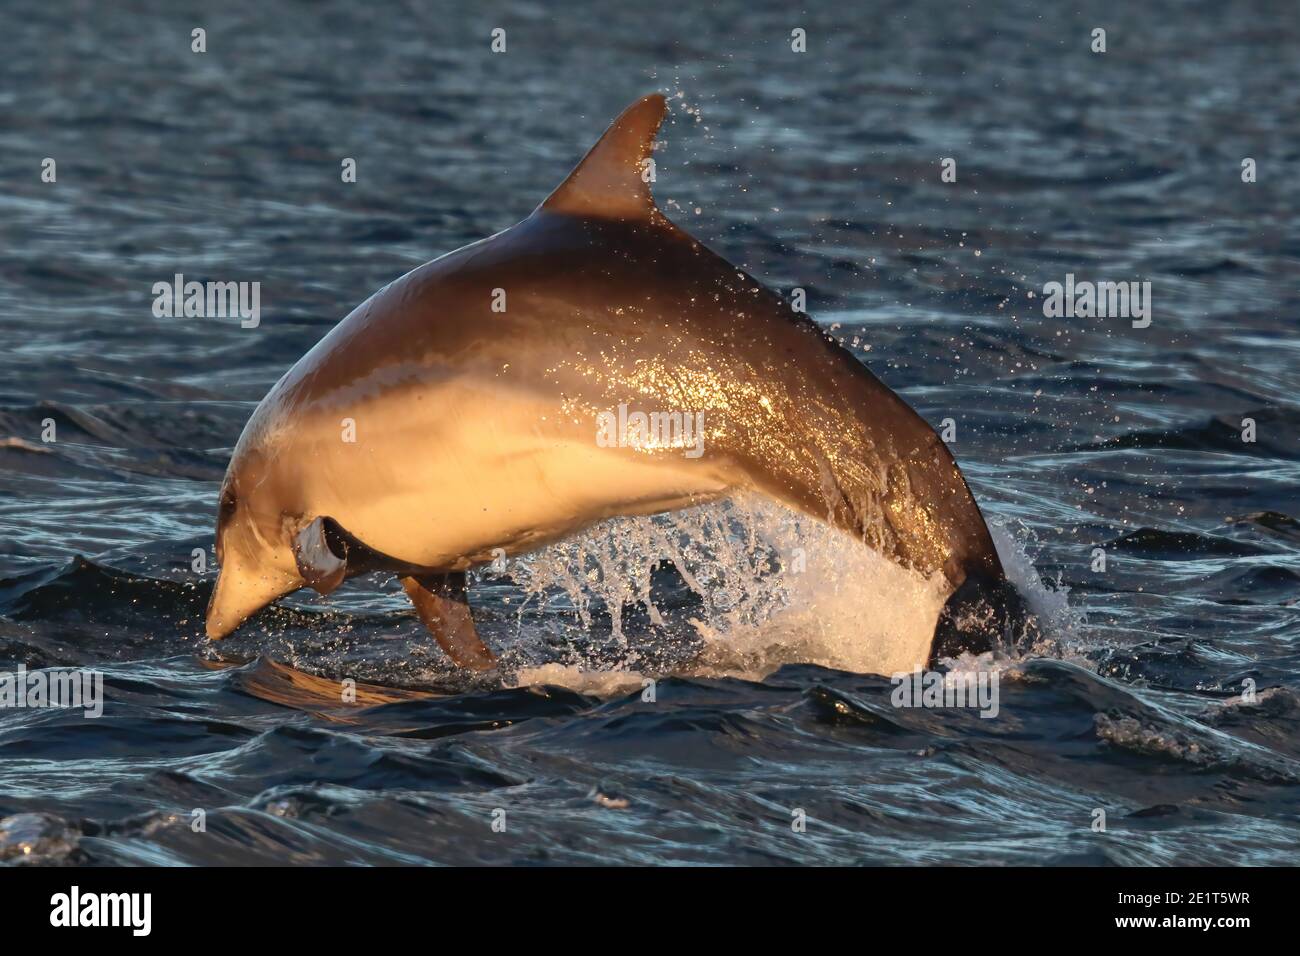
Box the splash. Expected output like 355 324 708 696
990 518 1078 637
502 493 949 682
942 518 1088 678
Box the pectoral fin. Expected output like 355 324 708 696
293 516 348 595
400 572 497 671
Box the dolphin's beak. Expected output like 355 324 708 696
205 555 299 640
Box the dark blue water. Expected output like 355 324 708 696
2 0 1299 865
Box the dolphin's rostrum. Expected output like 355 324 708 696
206 92 1034 671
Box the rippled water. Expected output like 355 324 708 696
2 1 1298 865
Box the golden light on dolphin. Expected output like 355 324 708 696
205 92 1033 674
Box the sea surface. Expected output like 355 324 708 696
1 0 1298 865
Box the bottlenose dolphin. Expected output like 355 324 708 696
205 93 1032 671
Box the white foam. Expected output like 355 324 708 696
504 494 949 683
508 664 647 697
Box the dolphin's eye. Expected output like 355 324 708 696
218 489 237 522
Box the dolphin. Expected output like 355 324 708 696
205 92 1033 672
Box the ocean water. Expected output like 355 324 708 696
1 0 1298 865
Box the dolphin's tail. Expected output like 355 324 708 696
928 571 1039 666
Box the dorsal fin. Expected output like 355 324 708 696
540 93 667 221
